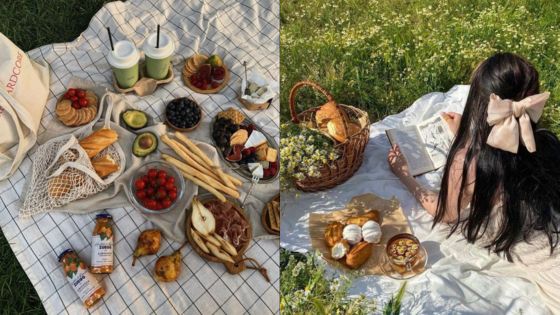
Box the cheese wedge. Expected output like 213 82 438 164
244 131 267 149
248 162 264 178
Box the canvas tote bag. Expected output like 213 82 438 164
0 33 50 181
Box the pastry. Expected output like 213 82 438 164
230 129 248 146
342 224 362 245
345 241 373 269
56 88 98 127
91 154 119 178
331 240 350 260
315 101 342 128
324 221 344 247
327 117 348 143
79 129 119 159
362 220 382 244
346 209 381 226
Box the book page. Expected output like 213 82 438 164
386 126 435 176
416 115 454 169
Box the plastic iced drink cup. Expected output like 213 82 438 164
107 40 140 89
143 32 175 80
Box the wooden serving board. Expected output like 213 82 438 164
181 55 230 94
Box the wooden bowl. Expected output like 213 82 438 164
164 97 202 132
182 55 230 94
261 194 280 235
185 195 252 264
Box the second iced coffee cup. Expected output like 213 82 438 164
107 40 140 89
143 31 174 80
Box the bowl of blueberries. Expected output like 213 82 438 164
165 97 202 131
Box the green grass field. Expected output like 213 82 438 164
280 0 560 135
0 1 108 313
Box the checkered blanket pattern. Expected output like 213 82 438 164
0 0 279 314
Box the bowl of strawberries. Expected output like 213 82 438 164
127 161 185 214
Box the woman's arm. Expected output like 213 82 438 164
388 145 474 223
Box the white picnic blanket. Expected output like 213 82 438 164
0 0 279 314
281 85 557 315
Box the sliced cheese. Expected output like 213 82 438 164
244 130 267 149
248 163 264 178
266 147 277 162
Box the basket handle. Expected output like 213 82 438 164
289 81 335 123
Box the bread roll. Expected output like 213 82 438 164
92 154 119 178
315 101 342 127
79 129 118 158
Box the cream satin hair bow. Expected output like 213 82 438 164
486 92 550 153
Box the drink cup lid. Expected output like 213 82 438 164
107 40 140 69
143 32 175 59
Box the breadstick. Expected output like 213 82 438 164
161 135 222 183
179 170 226 202
174 132 242 187
163 154 240 199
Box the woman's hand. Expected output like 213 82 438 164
441 112 462 135
388 145 410 179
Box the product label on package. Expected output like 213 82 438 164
91 235 113 267
67 265 101 302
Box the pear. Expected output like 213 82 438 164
201 233 221 247
213 233 238 257
191 229 210 254
154 250 182 282
191 197 216 236
207 243 234 263
132 229 161 266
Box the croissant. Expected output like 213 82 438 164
79 129 119 158
92 154 119 178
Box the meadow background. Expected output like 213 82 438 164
280 0 560 135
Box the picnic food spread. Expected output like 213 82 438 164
56 88 99 127
324 209 382 269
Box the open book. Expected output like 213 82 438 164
386 115 454 176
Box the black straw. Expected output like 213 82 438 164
156 25 160 48
107 27 114 51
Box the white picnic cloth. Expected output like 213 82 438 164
0 0 279 314
281 85 558 314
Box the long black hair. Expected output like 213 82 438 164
435 52 560 261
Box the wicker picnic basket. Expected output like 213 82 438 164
289 81 370 192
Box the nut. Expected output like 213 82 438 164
324 222 344 247
345 241 373 269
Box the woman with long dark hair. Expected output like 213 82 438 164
388 52 560 266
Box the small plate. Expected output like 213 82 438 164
182 55 230 94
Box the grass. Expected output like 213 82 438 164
0 1 109 313
280 0 560 135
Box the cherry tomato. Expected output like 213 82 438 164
67 89 76 96
72 100 80 108
71 96 78 102
165 182 175 191
156 177 167 186
79 98 88 107
146 187 155 195
157 170 167 179
156 188 167 200
148 169 158 178
136 190 146 199
166 177 175 185
168 185 177 193
154 201 163 210
134 178 146 190
168 190 177 201
150 179 158 188
162 199 172 208
145 199 157 209
77 90 86 98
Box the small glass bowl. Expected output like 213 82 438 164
380 233 428 280
126 161 185 214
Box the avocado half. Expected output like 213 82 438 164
133 132 158 157
122 109 148 130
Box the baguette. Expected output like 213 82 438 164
91 154 119 178
79 129 118 158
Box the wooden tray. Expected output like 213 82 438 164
210 109 279 183
185 194 252 264
261 194 280 235
181 55 230 94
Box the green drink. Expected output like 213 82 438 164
107 40 140 89
143 31 175 80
